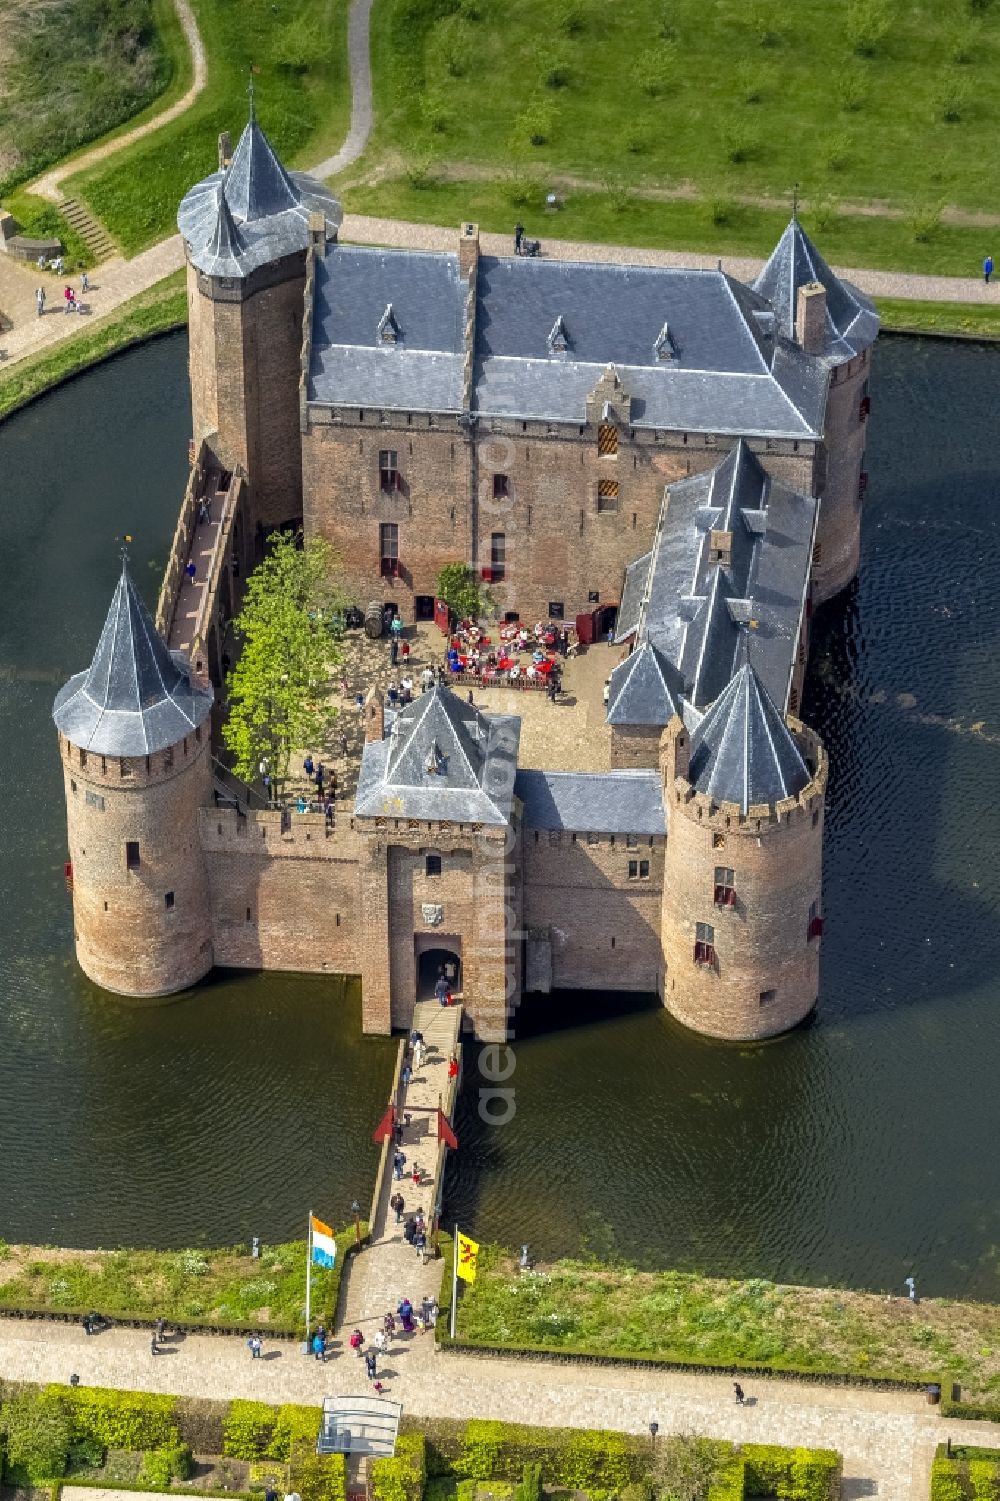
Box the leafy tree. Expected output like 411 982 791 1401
222 532 344 798
652 1434 731 1501
436 563 490 625
0 1391 73 1482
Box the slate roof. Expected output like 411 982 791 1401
355 685 520 825
52 561 214 757
616 439 817 713
306 246 828 437
178 117 342 279
515 769 666 835
686 662 811 814
752 217 879 361
309 246 466 411
606 641 684 727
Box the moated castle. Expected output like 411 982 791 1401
52 116 878 1043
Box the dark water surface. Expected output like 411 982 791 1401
0 335 394 1249
2 332 999 1295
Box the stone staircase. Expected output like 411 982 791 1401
59 197 117 261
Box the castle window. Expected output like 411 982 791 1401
712 832 726 849
808 899 824 941
100 756 107 775
380 450 400 493
628 859 650 880
380 522 400 578
759 988 777 1007
490 532 506 581
549 830 560 846
79 748 87 766
626 834 638 849
587 831 599 847
694 922 715 966
164 747 173 770
548 601 564 619
165 891 175 910
812 808 820 827
120 758 133 779
597 479 619 513
195 724 202 743
789 687 799 713
246 907 252 923
598 422 618 457
85 791 105 812
71 780 77 794
425 853 442 877
125 841 140 871
493 474 509 499
714 867 736 906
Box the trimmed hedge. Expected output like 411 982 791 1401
48 1386 177 1451
742 1444 840 1499
223 1402 278 1461
371 1435 427 1501
288 1442 347 1501
941 1392 1000 1426
932 1448 1000 1500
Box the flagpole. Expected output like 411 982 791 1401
450 1222 458 1339
304 1210 312 1345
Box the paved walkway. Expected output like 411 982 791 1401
310 0 375 179
0 1308 995 1500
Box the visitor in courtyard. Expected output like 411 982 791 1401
303 754 314 778
448 1053 459 1080
904 1275 917 1303
248 1334 262 1358
403 1214 416 1244
391 615 403 637
985 254 994 284
435 974 450 1006
421 1295 437 1327
413 1037 424 1069
734 1382 745 1405
296 795 308 813
390 1191 404 1223
393 1148 406 1179
82 271 89 294
35 287 45 317
412 1164 424 1187
365 1350 377 1380
374 1327 387 1354
401 640 410 662
150 1333 158 1355
401 1061 412 1087
388 681 399 709
185 561 196 582
155 1317 165 1342
312 1331 326 1362
340 730 349 756
325 797 334 829
383 1311 396 1339
349 1327 364 1355
421 666 434 691
390 637 399 666
414 1225 426 1261
514 222 524 253
401 677 413 703
398 1296 415 1331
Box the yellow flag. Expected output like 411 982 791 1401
456 1231 479 1283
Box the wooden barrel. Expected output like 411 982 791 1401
364 601 384 639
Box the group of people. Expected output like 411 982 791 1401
345 1296 437 1390
34 276 89 318
445 617 570 700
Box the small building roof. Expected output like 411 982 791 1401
52 560 213 757
686 661 810 813
355 685 520 825
617 439 817 713
178 116 342 279
318 1395 402 1457
752 217 879 361
606 641 684 727
309 245 466 412
515 769 666 835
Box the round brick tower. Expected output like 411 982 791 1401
753 218 879 605
177 109 342 534
53 560 215 996
659 663 828 1041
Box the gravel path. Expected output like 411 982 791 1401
32 0 207 205
309 0 375 179
0 1310 995 1499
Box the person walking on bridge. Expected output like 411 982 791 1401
985 254 994 285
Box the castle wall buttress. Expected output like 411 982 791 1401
813 348 872 603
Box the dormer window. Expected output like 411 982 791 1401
547 315 569 354
377 303 401 344
654 321 674 360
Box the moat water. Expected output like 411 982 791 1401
1 331 999 1298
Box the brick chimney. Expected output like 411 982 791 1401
458 222 480 280
708 528 733 568
364 686 385 742
795 281 827 355
218 131 232 171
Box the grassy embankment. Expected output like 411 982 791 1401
450 1248 1000 1402
0 0 191 265
338 0 1000 282
66 0 351 257
0 270 187 420
0 1227 362 1332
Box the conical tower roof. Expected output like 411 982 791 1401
686 661 809 813
752 217 878 358
53 560 213 757
607 641 684 726
225 116 300 223
201 182 248 276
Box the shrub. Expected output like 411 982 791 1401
515 100 555 147
289 1442 348 1501
515 1462 543 1501
846 0 894 55
554 0 585 34
836 67 866 112
633 43 677 97
906 202 943 243
250 1461 293 1492
652 1435 733 1501
0 1391 72 1482
823 131 852 171
269 1405 323 1461
224 1400 278 1460
930 1457 967 1501
721 122 761 163
734 59 769 103
371 1436 427 1501
54 1386 177 1450
934 79 972 121
744 0 784 46
542 48 572 87
948 21 981 61
174 1396 228 1455
742 1444 841 1499
405 153 438 190
705 194 738 227
601 172 633 214
139 1441 194 1487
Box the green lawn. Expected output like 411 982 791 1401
451 1248 1000 1400
68 0 351 256
0 271 187 421
339 171 999 280
359 0 1000 218
0 1228 361 1332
